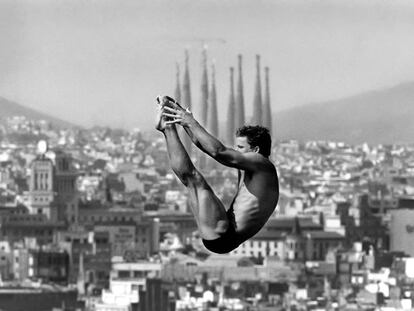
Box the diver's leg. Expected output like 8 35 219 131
158 110 229 240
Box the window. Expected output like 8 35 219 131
133 271 143 278
118 270 130 278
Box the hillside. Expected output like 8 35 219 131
274 82 414 144
0 97 77 129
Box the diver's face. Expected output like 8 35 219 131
235 136 254 154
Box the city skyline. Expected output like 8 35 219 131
1 0 414 131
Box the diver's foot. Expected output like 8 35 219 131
156 95 185 111
155 106 168 132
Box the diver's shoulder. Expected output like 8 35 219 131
261 157 276 171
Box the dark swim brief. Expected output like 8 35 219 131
202 207 241 254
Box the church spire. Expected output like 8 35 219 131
198 47 209 171
263 66 272 132
174 62 181 102
181 49 192 155
226 67 236 146
235 54 245 130
200 46 209 126
207 62 218 137
183 49 192 111
252 54 263 125
206 62 218 170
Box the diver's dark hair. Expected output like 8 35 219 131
236 125 272 157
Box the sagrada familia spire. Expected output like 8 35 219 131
263 67 272 133
206 62 218 170
235 54 245 131
181 50 192 155
226 67 235 146
172 51 273 162
207 62 218 137
200 47 209 126
174 63 181 102
252 54 263 125
198 47 209 170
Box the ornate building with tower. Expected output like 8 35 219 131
27 141 79 224
28 144 55 219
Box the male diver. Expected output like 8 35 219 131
156 95 279 254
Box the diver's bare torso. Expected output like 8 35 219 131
231 158 279 240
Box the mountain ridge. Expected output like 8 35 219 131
0 97 78 129
273 81 414 144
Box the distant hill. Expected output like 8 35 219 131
0 97 77 129
274 82 414 144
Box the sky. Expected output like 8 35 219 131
1 0 414 131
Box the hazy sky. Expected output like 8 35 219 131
1 0 414 130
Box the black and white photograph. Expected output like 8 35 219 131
0 0 414 310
